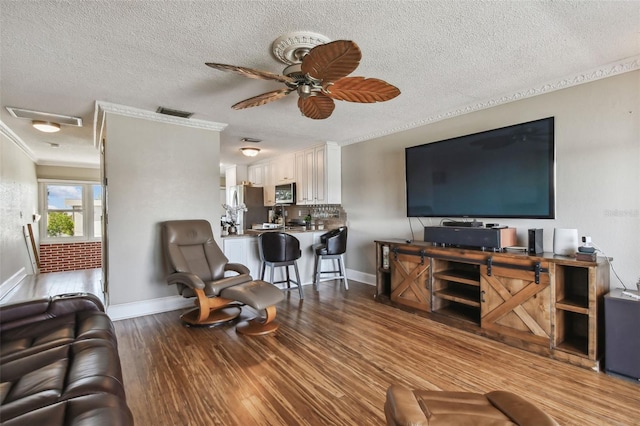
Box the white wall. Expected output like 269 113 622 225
0 129 38 296
342 71 640 290
104 113 221 307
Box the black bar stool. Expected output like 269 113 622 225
258 232 304 299
313 226 348 291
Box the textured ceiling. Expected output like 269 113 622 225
1 1 639 169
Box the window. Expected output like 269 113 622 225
40 181 102 241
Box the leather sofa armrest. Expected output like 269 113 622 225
486 391 559 426
0 293 104 332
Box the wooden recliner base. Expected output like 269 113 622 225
180 306 241 326
180 282 284 335
180 289 241 326
235 305 279 336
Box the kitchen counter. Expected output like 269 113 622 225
222 225 332 238
221 229 338 286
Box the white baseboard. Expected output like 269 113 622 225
107 269 375 321
347 269 376 286
107 295 193 321
0 267 27 301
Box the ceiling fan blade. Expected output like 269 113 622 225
325 77 400 103
205 62 294 84
232 89 292 110
301 40 361 83
297 94 335 119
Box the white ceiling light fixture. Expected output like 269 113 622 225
241 147 260 157
32 120 61 133
7 106 81 134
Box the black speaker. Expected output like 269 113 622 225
423 226 516 250
528 228 543 254
605 290 640 380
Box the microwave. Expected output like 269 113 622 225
275 183 296 204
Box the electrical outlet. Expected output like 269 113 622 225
298 210 302 216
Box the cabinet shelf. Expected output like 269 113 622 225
555 336 588 356
434 288 480 307
433 269 480 286
433 305 480 324
556 298 590 314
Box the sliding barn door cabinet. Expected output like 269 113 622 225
375 240 610 370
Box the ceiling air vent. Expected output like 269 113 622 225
6 107 83 127
156 107 194 119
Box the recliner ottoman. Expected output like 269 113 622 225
385 384 558 426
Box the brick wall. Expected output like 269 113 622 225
39 242 102 273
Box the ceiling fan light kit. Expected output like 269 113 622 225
205 31 400 120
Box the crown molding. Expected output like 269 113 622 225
0 119 37 162
36 159 100 169
93 101 228 148
339 55 640 146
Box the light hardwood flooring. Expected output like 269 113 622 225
115 282 640 426
3 271 639 425
0 268 104 305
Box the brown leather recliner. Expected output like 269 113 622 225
384 384 559 426
161 220 285 334
162 219 254 325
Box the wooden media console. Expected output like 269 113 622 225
374 240 610 370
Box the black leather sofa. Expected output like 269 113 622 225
0 293 133 425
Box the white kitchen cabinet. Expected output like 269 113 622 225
295 149 314 205
295 142 341 205
263 162 275 206
247 163 266 187
272 153 295 184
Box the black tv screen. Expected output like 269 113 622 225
405 117 555 219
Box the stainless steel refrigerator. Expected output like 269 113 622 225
227 185 268 231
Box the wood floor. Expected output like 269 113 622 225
4 271 639 425
114 281 640 426
0 268 104 305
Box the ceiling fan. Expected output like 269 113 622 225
205 32 400 119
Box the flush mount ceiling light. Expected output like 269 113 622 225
241 147 260 157
32 120 61 133
6 107 83 129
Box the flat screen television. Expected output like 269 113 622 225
405 117 555 219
